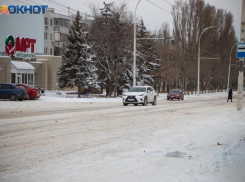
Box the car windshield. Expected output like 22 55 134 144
128 87 146 92
170 90 180 93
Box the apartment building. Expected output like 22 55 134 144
44 9 71 56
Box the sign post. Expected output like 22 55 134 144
236 0 245 111
237 43 245 58
236 43 245 111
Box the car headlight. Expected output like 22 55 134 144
138 94 144 96
123 94 127 96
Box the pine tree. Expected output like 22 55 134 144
58 11 98 98
90 2 133 97
136 19 160 86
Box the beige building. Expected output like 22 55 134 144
0 56 62 90
0 56 11 83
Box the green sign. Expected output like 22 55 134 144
15 52 36 59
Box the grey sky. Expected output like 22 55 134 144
1 0 243 39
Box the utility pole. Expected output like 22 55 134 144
227 43 237 92
68 7 70 16
197 26 217 96
237 0 245 111
133 0 142 87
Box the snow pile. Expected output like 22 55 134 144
170 109 245 182
172 139 245 182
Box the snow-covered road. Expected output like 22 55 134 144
0 93 245 182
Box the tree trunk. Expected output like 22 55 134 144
113 76 118 98
108 80 112 98
184 76 188 95
78 85 81 98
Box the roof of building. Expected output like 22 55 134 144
11 61 35 70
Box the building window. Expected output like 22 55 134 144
44 33 48 40
64 21 69 28
44 48 48 54
27 74 34 85
31 74 33 85
44 17 48 25
11 73 16 83
28 74 31 85
23 73 27 84
50 19 53 26
54 18 59 26
50 34 53 40
59 19 63 27
22 73 24 83
50 48 53 55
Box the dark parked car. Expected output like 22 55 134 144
16 85 29 100
14 83 40 99
167 89 184 100
0 83 25 101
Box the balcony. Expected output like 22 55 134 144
54 26 59 31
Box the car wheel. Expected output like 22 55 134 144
10 94 17 101
182 98 184 100
123 103 128 106
143 97 148 106
134 104 138 106
152 97 157 105
19 99 23 101
171 98 173 100
178 98 180 100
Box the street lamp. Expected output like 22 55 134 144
227 43 237 92
133 0 142 87
197 26 217 96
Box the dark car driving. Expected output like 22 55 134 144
0 83 25 101
167 89 184 100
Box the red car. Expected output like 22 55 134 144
167 89 184 100
14 83 41 99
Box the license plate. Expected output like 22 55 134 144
128 99 134 101
171 96 174 97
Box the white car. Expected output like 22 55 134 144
122 86 157 106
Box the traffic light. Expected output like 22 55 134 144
234 60 244 71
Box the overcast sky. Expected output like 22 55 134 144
1 0 243 39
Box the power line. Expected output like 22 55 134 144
161 0 174 6
146 0 172 15
42 0 68 10
46 0 92 17
41 0 70 14
200 49 219 58
15 0 70 15
48 0 77 12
